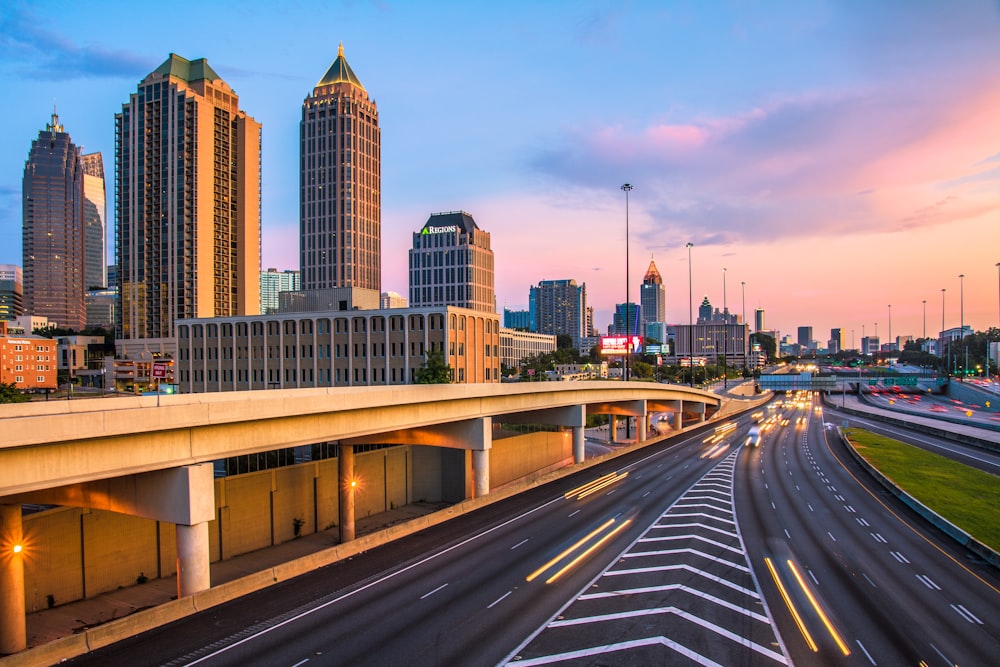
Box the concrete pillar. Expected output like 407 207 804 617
0 504 26 655
609 415 618 443
572 426 585 464
176 521 210 598
472 449 490 498
339 444 356 543
469 417 492 499
638 412 648 442
675 404 684 432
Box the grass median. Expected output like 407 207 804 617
844 428 1000 552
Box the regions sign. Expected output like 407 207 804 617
600 335 642 355
421 225 457 235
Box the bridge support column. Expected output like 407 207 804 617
609 415 618 444
470 417 492 498
638 412 648 442
176 521 210 598
339 444 355 543
0 504 26 655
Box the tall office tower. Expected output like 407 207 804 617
81 153 107 289
797 326 813 347
754 308 765 332
529 279 587 347
260 268 301 315
639 258 665 331
300 44 381 297
408 211 494 312
585 306 595 337
22 110 87 330
116 54 261 351
697 296 713 323
612 302 640 336
503 307 531 330
829 327 844 354
0 265 24 321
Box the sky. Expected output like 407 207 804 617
1 0 999 344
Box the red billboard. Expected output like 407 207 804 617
600 335 642 355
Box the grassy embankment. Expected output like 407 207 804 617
844 428 1000 552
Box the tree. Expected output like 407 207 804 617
751 332 776 362
0 382 30 404
414 347 452 384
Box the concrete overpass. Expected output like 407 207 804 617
0 381 719 654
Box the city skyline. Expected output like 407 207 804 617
1 1 998 341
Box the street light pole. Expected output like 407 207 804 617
960 273 966 380
942 288 947 375
723 267 728 389
741 281 746 373
888 304 892 355
922 299 926 340
621 183 633 383
687 242 694 387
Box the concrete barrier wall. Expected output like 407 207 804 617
490 431 572 488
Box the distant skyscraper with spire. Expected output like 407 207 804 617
116 54 261 352
639 256 665 329
22 109 87 330
697 295 713 323
300 43 381 300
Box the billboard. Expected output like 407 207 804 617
600 335 642 355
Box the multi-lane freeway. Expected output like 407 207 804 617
65 394 999 666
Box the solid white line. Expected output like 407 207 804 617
488 591 512 609
857 639 877 665
581 584 768 622
605 564 760 598
930 642 954 666
290 659 310 667
807 569 818 586
511 538 529 550
420 583 448 599
862 573 877 588
623 548 749 572
639 533 743 554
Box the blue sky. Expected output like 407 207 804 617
1 0 999 341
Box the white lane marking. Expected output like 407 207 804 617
606 489 618 496
764 483 769 489
511 539 529 550
890 551 909 564
931 643 955 666
291 660 310 667
915 574 940 590
568 509 581 518
828 531 837 542
783 529 791 539
857 639 877 665
488 591 512 609
830 486 837 491
807 569 819 586
807 504 814 512
835 494 845 502
421 583 448 599
862 573 877 588
642 491 651 498
771 501 776 509
856 517 870 527
795 485 800 491
870 532 887 544
950 604 983 624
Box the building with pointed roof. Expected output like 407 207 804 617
300 44 381 302
115 54 261 357
639 256 665 337
23 110 87 330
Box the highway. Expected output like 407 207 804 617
63 397 1000 666
738 395 1000 666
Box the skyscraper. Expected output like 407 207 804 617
529 279 587 347
639 257 665 333
754 307 765 332
81 153 106 290
0 265 24 321
300 44 381 298
408 211 494 312
697 296 713 323
22 110 87 330
797 326 814 348
116 54 261 352
260 268 301 315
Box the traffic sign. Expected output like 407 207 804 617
152 362 168 379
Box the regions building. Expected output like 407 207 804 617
300 44 380 304
0 320 57 391
408 211 495 313
115 54 261 359
175 306 500 392
22 111 87 330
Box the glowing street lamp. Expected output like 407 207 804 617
687 242 694 387
621 183 633 382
